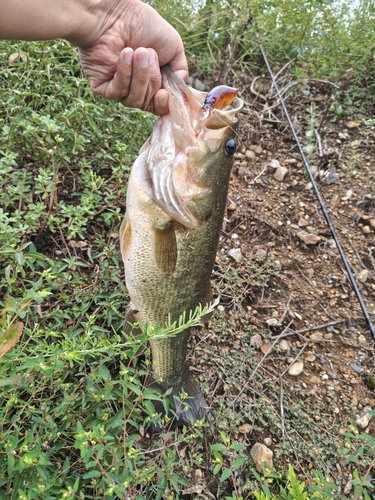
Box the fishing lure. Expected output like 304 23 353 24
203 85 238 111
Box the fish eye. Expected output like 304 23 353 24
224 138 236 156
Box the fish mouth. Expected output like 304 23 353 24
161 65 243 146
144 66 243 228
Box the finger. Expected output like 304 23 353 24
153 89 169 116
122 48 161 113
102 47 133 101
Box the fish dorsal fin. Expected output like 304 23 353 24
154 220 178 276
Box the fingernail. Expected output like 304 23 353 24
138 51 149 68
124 48 133 65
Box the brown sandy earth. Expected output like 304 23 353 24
181 76 375 497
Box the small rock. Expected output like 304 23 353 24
260 342 273 355
245 150 257 160
288 361 304 376
279 339 291 352
350 363 362 374
253 145 262 154
362 225 371 234
358 334 367 344
228 248 242 263
358 269 369 282
321 374 329 380
325 172 340 185
323 333 333 340
356 406 373 429
250 443 273 474
342 189 353 201
217 305 225 313
297 231 321 245
346 121 360 129
304 181 313 190
256 248 268 260
250 334 263 349
238 423 252 434
227 203 236 211
326 326 334 333
266 318 279 327
284 158 297 164
274 166 288 182
263 437 272 446
268 159 281 169
306 354 316 363
298 218 308 227
310 331 323 342
369 219 375 228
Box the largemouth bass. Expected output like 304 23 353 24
120 66 243 428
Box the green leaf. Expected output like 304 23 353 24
213 463 222 475
211 443 227 452
83 470 102 479
220 468 232 482
232 457 246 470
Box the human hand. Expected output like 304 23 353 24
76 0 188 115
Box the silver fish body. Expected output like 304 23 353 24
120 66 243 428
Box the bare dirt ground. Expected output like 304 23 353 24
183 76 375 497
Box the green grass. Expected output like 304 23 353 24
1 5 375 496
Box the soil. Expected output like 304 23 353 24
182 76 375 497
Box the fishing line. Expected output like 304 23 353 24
250 19 375 341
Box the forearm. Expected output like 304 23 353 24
0 0 133 47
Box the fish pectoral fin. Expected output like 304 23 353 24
154 221 177 276
123 307 140 334
120 212 132 260
202 284 214 325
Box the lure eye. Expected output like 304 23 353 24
224 138 236 156
210 96 217 106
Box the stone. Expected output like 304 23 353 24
306 354 316 363
268 159 281 169
238 423 252 434
250 334 263 349
358 269 369 282
298 218 308 227
323 333 333 340
228 248 242 263
260 342 272 355
358 334 367 344
310 331 323 342
250 443 273 473
356 407 373 429
266 318 279 327
346 121 360 129
350 363 362 374
369 219 375 228
288 361 304 376
263 437 272 446
274 166 288 181
245 150 257 160
325 172 340 185
279 339 291 352
342 189 353 201
362 225 371 234
297 231 321 245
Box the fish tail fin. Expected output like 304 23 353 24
147 367 213 433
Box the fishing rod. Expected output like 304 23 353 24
250 19 375 341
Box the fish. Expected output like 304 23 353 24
120 66 243 429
